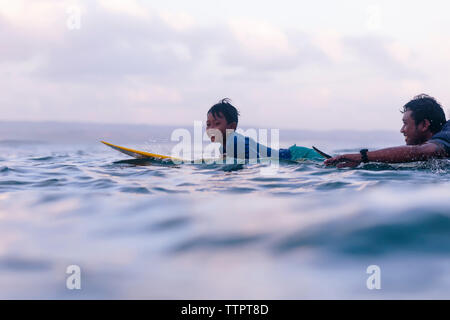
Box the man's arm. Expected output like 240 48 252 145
324 142 447 167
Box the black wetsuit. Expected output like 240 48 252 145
429 120 450 156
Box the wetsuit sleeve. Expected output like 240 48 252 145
429 121 450 156
429 136 450 155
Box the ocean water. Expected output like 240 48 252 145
0 121 449 299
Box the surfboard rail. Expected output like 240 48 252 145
101 141 184 161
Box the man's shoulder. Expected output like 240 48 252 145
431 120 450 138
429 120 450 156
441 120 450 132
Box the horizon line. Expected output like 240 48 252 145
0 119 399 133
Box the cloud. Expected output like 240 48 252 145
0 0 440 129
220 20 329 73
343 35 422 79
1 2 329 81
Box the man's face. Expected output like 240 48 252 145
206 112 235 143
400 110 428 145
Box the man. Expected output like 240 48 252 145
325 94 450 168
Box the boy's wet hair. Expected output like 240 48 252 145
208 98 240 125
402 94 447 134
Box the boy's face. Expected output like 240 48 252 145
206 112 236 143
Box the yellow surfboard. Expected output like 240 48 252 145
101 141 184 162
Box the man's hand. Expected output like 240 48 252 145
324 153 362 168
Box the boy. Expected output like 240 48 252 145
206 98 324 161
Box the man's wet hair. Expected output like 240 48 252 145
207 98 240 125
402 94 447 133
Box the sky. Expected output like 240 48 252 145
1 0 450 130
